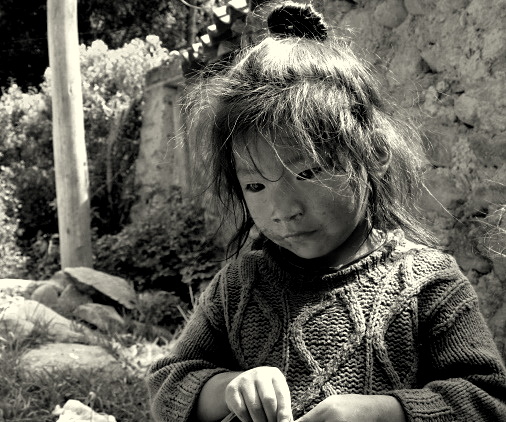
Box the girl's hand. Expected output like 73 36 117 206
295 394 406 422
225 366 293 422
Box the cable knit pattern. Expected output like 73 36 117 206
147 231 506 421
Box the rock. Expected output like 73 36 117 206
57 284 93 314
19 343 125 379
0 279 33 303
64 267 137 310
73 303 125 333
454 93 479 127
0 299 93 343
404 0 428 15
53 400 116 422
374 0 407 28
388 46 429 87
31 283 59 307
49 270 71 293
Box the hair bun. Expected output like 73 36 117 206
267 2 328 41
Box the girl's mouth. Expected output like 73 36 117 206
283 230 317 240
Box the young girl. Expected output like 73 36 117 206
147 2 506 421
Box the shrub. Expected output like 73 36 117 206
0 167 28 277
94 186 223 301
0 36 171 278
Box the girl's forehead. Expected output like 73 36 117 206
233 137 309 175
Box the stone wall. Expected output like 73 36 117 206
129 57 190 221
133 0 506 357
319 0 505 356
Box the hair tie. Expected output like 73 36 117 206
267 2 328 41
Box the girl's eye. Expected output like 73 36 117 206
245 183 265 193
296 167 322 181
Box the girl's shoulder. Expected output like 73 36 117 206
391 234 477 315
391 229 462 277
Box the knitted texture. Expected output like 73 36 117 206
147 231 506 421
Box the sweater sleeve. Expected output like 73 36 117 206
389 259 506 421
146 269 238 422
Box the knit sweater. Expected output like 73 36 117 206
147 231 506 421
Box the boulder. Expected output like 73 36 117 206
0 278 35 298
19 343 125 378
73 303 125 333
31 283 59 307
373 0 407 28
64 267 137 310
57 284 93 314
53 400 116 422
49 270 71 291
0 299 93 344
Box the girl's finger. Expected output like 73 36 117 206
241 382 268 422
272 376 292 422
255 379 278 422
225 384 252 422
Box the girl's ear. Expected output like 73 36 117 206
373 147 391 178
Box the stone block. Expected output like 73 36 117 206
454 93 479 127
403 0 429 15
30 283 59 307
19 343 125 378
64 267 137 310
73 303 125 333
0 299 92 343
374 0 408 28
57 284 93 314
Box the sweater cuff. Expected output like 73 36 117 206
387 389 453 422
163 368 230 422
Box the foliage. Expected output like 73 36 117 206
0 168 28 278
0 36 171 279
94 186 223 301
0 0 212 90
135 290 191 332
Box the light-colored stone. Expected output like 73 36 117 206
0 278 33 293
0 279 33 303
454 93 479 127
374 0 408 28
53 400 116 422
19 342 125 378
57 284 93 314
73 303 125 332
49 270 71 293
403 0 428 15
64 267 137 310
0 299 92 343
31 283 59 307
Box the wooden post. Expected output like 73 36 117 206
47 0 93 269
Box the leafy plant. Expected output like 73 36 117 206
0 36 172 279
94 186 223 301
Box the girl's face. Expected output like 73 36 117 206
234 137 371 267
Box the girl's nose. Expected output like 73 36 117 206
270 183 304 223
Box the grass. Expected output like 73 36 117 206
0 313 155 421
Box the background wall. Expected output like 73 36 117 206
134 0 506 357
321 0 506 355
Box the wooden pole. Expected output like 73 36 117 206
47 0 93 269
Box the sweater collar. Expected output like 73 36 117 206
258 229 406 287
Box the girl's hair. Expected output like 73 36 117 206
183 1 436 256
